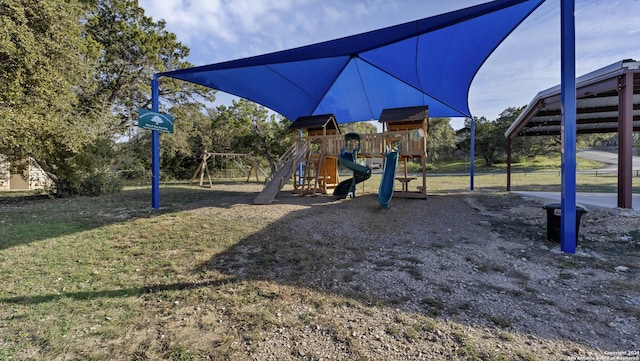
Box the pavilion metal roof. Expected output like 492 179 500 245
505 59 640 138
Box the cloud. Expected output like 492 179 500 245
574 0 640 70
140 0 640 119
140 0 494 64
468 0 640 119
140 0 232 42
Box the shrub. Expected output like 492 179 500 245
78 167 123 196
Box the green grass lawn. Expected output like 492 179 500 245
354 171 638 194
0 186 257 359
425 155 605 174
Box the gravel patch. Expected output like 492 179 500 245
183 184 640 360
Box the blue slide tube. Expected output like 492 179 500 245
378 151 399 209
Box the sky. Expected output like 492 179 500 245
138 0 640 129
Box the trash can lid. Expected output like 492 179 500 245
543 203 587 212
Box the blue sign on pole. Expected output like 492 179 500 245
138 108 174 134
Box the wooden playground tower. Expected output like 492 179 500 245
253 106 429 204
289 114 341 195
379 105 428 199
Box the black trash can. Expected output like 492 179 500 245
543 203 587 243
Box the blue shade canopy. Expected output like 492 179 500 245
160 0 545 123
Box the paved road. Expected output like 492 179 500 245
576 149 640 171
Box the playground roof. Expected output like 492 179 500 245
289 114 339 132
505 59 640 138
379 106 430 124
160 0 545 124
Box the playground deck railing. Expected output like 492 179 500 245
296 130 426 158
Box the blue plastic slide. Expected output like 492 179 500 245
378 150 399 209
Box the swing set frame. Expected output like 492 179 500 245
190 151 266 187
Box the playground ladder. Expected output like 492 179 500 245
301 145 324 196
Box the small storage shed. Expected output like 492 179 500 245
0 156 53 191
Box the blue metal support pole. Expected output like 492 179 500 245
560 0 577 253
469 118 475 191
151 75 160 209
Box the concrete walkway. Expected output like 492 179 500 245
512 191 640 211
511 149 639 211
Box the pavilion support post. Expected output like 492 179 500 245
151 75 160 209
470 118 475 191
560 0 577 254
617 71 634 209
298 129 304 187
507 137 512 191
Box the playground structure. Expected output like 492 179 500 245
190 151 265 187
253 106 429 204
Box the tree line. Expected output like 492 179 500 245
460 107 624 168
0 0 293 196
0 1 622 197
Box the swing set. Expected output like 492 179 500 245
190 151 267 187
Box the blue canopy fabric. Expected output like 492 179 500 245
160 0 544 123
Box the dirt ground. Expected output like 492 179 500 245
193 184 639 360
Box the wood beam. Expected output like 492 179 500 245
618 71 634 209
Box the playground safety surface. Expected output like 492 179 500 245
191 183 639 359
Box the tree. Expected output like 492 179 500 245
461 116 496 167
209 102 256 154
465 106 563 167
0 0 107 195
576 133 617 149
512 134 559 161
82 0 216 134
0 1 94 114
341 121 377 134
146 99 293 179
426 118 457 163
152 102 214 179
1 0 216 195
219 99 291 174
75 0 216 184
463 107 522 167
505 105 560 161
